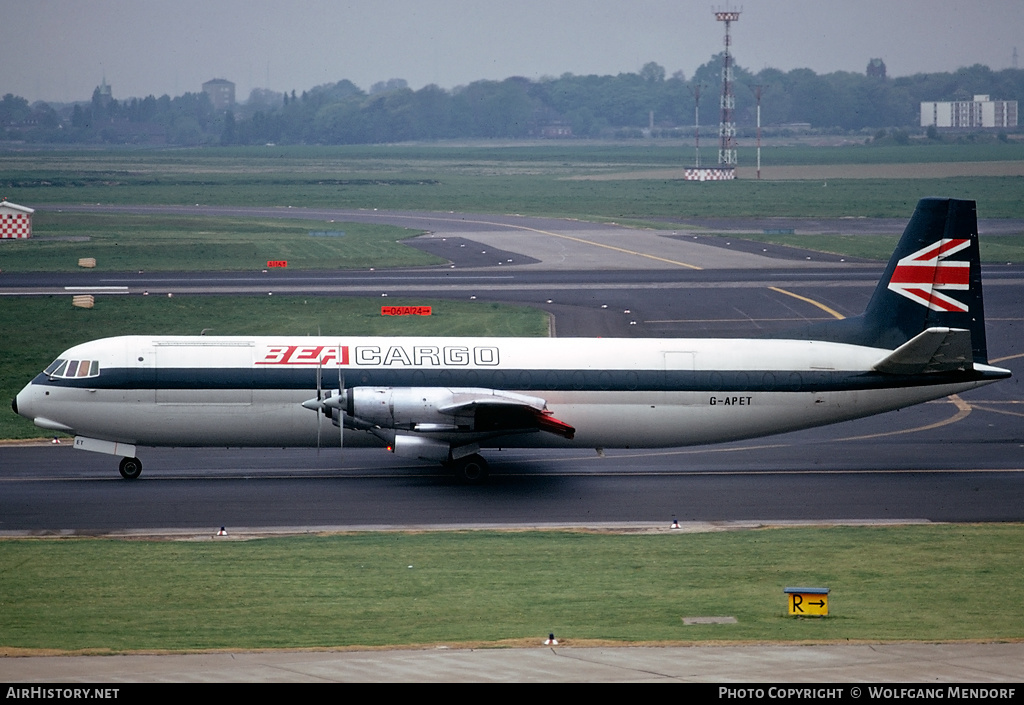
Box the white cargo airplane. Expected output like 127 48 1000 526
12 198 1011 482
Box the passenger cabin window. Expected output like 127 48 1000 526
45 359 100 379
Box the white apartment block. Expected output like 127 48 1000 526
921 95 1018 128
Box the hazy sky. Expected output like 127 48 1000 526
3 0 1022 104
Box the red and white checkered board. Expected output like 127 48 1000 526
683 168 735 181
0 215 31 238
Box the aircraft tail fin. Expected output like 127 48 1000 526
802 198 989 364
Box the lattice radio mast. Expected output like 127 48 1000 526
714 7 741 169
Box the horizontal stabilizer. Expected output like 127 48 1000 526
872 327 973 375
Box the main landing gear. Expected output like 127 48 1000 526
118 456 143 480
447 453 489 484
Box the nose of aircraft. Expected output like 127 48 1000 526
12 386 31 420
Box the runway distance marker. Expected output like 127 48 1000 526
382 306 432 316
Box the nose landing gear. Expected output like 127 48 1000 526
118 456 142 480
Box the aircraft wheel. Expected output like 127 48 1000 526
119 457 142 480
451 454 489 484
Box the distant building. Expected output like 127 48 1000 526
540 123 573 138
202 79 236 112
921 95 1018 129
866 58 886 79
94 77 113 108
0 200 34 239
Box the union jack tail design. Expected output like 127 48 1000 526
887 237 971 312
793 198 989 365
865 198 987 363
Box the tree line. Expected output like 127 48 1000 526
2 56 1022 146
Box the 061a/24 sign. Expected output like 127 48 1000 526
382 306 432 316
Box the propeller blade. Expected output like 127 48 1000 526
339 365 345 453
315 361 323 456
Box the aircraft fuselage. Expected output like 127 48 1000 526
14 334 1005 451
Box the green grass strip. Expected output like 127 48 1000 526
0 213 443 272
1 525 1021 652
3 146 1024 218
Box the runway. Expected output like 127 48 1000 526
2 428 1023 532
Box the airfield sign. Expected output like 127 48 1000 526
784 587 830 617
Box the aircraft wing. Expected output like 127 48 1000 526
436 388 549 414
872 327 974 374
438 389 576 440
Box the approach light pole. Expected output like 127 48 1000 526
689 83 705 169
753 84 767 180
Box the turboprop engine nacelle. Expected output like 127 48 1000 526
322 386 550 433
346 387 468 431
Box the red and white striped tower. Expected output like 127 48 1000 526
714 7 740 169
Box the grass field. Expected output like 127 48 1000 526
0 296 549 439
2 142 1022 272
4 207 1022 274
2 142 1023 219
1 524 1021 653
0 212 442 272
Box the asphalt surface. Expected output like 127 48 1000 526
4 644 1023 683
2 205 1022 682
2 385 1023 530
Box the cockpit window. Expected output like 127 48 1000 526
46 358 100 379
